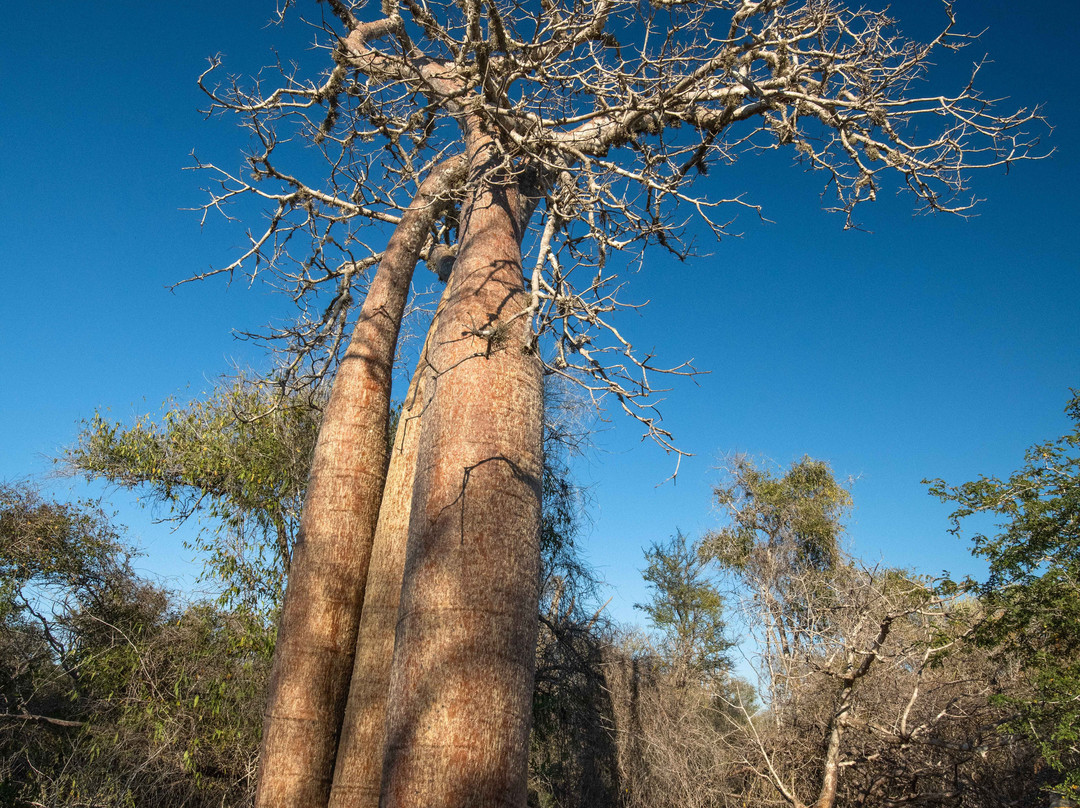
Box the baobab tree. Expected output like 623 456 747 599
190 0 1043 805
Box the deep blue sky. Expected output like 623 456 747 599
2 1 1077 624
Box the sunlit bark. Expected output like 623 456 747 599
328 284 449 808
255 157 464 808
379 120 544 808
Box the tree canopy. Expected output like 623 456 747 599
191 0 1043 446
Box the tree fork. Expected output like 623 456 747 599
379 122 544 808
254 155 465 808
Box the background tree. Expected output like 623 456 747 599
927 389 1080 798
599 529 743 808
636 530 731 687
1 481 137 740
528 445 618 808
18 407 1074 808
67 378 318 611
705 458 1036 808
706 455 851 706
0 481 272 808
707 455 851 575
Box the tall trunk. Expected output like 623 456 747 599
379 123 544 808
255 156 464 808
328 285 449 808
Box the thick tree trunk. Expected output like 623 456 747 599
328 286 449 808
379 124 544 808
255 157 464 808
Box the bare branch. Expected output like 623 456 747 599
190 0 1047 448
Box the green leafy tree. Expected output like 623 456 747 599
707 454 851 575
66 378 321 610
704 455 851 679
926 390 1080 796
0 481 272 807
0 481 135 741
636 530 730 687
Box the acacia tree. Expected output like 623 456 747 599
191 0 1043 805
67 379 318 611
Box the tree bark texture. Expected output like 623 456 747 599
379 125 544 808
328 285 450 808
255 156 464 808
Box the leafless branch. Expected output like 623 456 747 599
189 0 1046 448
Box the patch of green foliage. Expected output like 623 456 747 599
706 454 851 573
65 378 320 610
927 391 1080 797
636 530 731 687
0 482 272 807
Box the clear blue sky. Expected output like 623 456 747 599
1 1 1077 625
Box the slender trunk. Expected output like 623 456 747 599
328 284 449 808
810 616 894 808
812 693 848 808
255 157 464 808
380 123 544 808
